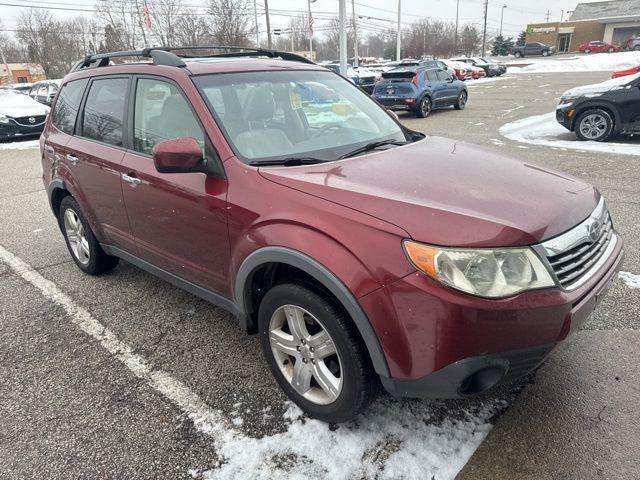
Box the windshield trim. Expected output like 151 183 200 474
192 69 419 167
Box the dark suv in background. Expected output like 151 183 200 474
512 42 555 57
42 46 623 423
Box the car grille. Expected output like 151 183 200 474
13 115 46 127
540 198 616 290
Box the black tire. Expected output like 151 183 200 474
514 51 522 58
574 108 614 142
454 90 468 110
634 46 640 52
608 47 614 53
58 196 119 275
258 283 377 423
584 48 591 54
416 96 432 118
542 50 549 56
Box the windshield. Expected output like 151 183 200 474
194 70 407 164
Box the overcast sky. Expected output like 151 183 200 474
0 0 606 39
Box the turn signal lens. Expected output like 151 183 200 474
403 240 555 298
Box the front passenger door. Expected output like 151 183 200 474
120 76 230 295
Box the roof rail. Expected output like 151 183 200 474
70 46 315 72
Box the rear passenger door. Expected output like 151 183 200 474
436 69 458 104
65 75 135 252
120 75 230 295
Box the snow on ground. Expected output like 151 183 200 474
466 76 514 87
198 395 514 480
619 272 640 289
500 112 640 156
0 139 40 150
508 51 640 73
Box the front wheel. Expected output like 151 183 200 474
608 47 615 53
514 51 522 58
417 96 432 118
542 50 550 56
575 109 614 142
259 284 377 423
584 48 591 54
454 91 467 110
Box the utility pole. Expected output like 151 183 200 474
454 0 460 53
265 0 272 49
481 0 488 56
500 5 507 37
545 10 551 23
308 0 316 59
396 0 402 61
339 0 347 75
254 0 260 46
352 0 359 67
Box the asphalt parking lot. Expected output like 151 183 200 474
1 70 638 479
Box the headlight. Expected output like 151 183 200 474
0 114 9 124
403 240 555 298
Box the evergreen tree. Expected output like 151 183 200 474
491 35 515 56
517 30 527 47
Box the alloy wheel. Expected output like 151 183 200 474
421 98 431 117
458 92 467 108
579 114 608 140
269 305 343 405
63 208 90 265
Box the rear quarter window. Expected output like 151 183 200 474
51 78 88 135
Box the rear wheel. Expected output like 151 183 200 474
634 46 640 51
258 284 377 423
417 96 432 118
454 91 467 110
584 48 591 54
59 196 119 275
514 51 522 58
608 47 615 53
575 109 614 142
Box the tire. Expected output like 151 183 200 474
608 48 614 53
542 50 549 56
514 51 522 58
454 90 467 110
634 46 640 52
584 48 591 54
258 283 377 423
58 196 119 275
574 109 614 142
417 96 432 118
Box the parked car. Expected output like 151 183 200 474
478 57 507 75
466 63 487 79
623 36 640 51
0 89 50 141
372 66 468 117
43 47 623 423
612 65 640 78
324 63 376 93
452 57 502 77
579 41 620 54
556 72 640 141
0 82 33 94
511 42 555 57
29 80 61 106
440 59 472 81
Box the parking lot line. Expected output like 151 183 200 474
0 243 238 445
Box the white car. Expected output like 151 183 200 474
0 90 50 141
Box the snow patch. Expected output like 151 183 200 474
500 112 640 156
562 73 640 98
201 396 512 480
619 272 640 289
0 139 40 150
509 51 640 73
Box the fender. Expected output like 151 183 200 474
235 246 391 378
46 178 67 213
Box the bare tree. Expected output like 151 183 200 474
458 24 481 56
173 12 214 47
96 0 141 50
149 0 184 46
208 0 252 46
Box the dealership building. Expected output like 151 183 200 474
525 0 640 52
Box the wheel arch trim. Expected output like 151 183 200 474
46 178 69 213
234 246 391 377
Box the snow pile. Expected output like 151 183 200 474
619 272 640 289
510 51 640 73
199 395 512 480
0 139 40 150
500 112 640 156
562 72 640 98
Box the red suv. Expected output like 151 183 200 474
41 47 624 423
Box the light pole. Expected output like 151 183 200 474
339 0 347 75
396 0 402 61
254 0 260 46
308 0 317 59
265 0 272 49
499 5 507 37
352 0 359 67
454 0 460 53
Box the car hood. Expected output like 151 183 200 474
0 92 50 117
562 72 640 98
258 137 599 247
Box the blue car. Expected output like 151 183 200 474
372 66 468 118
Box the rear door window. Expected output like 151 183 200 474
81 77 128 147
132 77 205 156
425 70 438 82
51 78 89 135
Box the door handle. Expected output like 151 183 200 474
65 154 79 165
122 173 142 186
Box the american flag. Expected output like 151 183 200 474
309 13 314 37
143 0 153 30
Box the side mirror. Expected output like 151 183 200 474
152 137 204 174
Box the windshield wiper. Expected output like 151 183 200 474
339 140 408 159
249 157 326 167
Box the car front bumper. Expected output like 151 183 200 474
0 118 46 140
361 234 624 399
556 105 576 131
